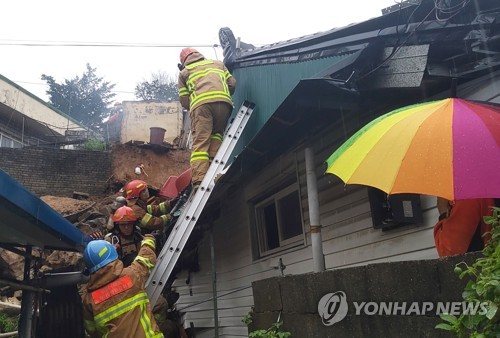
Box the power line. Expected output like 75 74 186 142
13 80 135 95
0 39 220 48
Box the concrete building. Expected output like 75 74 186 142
108 100 184 145
0 74 88 147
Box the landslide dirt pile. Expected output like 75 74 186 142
41 195 96 219
110 144 190 189
0 147 190 304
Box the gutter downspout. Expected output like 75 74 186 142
305 147 325 272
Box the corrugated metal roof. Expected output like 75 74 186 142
230 54 353 154
218 0 500 168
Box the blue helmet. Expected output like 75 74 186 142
83 240 118 273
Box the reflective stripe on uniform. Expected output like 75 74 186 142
159 202 168 214
134 255 155 272
147 205 153 214
179 86 189 96
160 214 170 225
84 319 96 332
210 133 223 141
140 213 152 227
139 302 163 338
93 291 161 337
141 238 155 250
188 67 225 82
190 91 232 109
184 61 233 109
185 59 213 69
190 151 209 163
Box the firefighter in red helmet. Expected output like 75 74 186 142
103 206 184 337
124 180 173 232
104 206 144 267
178 47 236 189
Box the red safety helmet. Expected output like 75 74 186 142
125 180 147 199
112 206 137 223
180 47 198 65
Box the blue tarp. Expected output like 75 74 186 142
0 169 88 251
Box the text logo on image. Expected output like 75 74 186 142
317 290 489 327
317 291 348 326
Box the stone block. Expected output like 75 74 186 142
282 312 367 338
281 266 368 314
365 259 440 303
248 311 281 333
252 277 282 312
435 252 483 302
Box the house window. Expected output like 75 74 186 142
255 185 304 256
0 134 22 148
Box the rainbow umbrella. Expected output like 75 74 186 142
325 98 500 200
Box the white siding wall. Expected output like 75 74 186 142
300 127 439 271
173 123 440 337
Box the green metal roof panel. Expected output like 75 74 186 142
229 54 352 157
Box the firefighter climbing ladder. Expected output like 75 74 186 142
146 100 255 305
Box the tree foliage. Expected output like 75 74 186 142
42 64 116 129
135 71 178 101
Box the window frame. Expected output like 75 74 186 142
0 133 23 148
254 183 304 257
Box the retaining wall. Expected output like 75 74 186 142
0 147 111 197
251 253 481 338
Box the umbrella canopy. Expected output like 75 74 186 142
325 98 500 200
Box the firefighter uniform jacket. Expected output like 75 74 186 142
82 235 163 338
128 199 171 231
104 229 143 267
178 52 236 112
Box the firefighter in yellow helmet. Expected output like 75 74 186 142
178 47 236 188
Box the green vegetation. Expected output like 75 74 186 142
135 71 178 101
83 138 106 151
436 206 500 337
243 310 291 338
248 321 291 338
0 312 18 333
42 64 116 129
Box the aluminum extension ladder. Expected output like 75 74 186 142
146 100 255 306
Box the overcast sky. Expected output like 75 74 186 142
0 0 397 103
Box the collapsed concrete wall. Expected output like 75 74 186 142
119 101 183 144
251 253 481 338
0 147 111 197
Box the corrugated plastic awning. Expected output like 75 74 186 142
0 169 88 251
